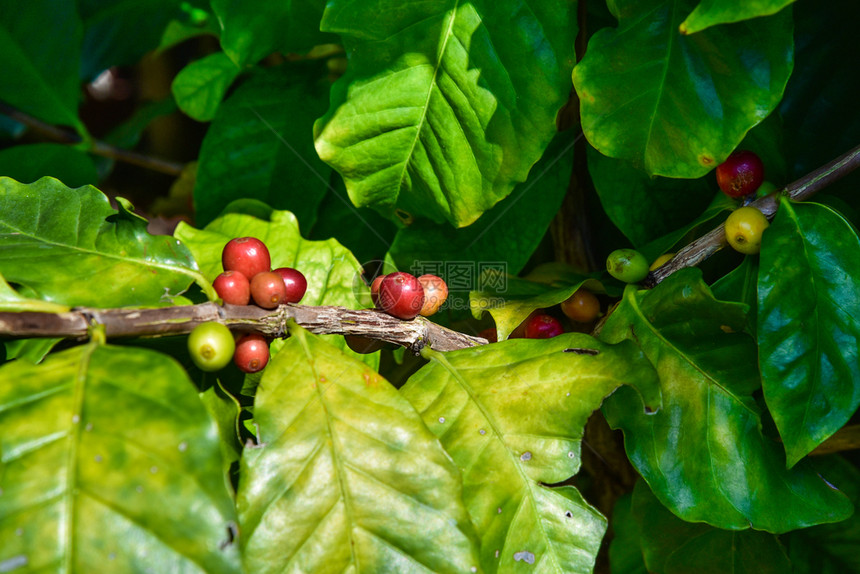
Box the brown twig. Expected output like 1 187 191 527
644 142 860 288
0 302 487 353
0 101 184 177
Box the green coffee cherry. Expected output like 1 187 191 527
188 322 235 372
606 249 649 283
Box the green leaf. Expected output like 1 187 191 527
608 494 648 574
587 145 714 247
3 337 61 363
211 0 335 66
237 325 481 573
401 335 661 573
0 144 98 188
79 0 183 80
158 6 220 53
631 480 791 574
172 52 241 122
757 199 860 467
710 256 758 336
390 130 575 276
315 0 577 227
470 273 605 341
0 177 208 307
680 0 796 35
199 380 243 489
573 0 793 178
0 274 69 313
599 269 853 532
0 0 83 129
194 66 331 229
175 201 366 309
0 343 240 572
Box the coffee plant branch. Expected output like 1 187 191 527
0 101 184 176
644 141 860 287
0 302 488 353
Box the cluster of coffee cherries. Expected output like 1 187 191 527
716 150 771 255
479 287 602 342
188 237 307 374
370 272 448 319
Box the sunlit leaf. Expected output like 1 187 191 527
402 335 661 573
0 177 207 307
0 343 240 572
599 269 853 532
315 0 577 227
237 325 481 573
680 0 796 35
758 199 860 467
172 52 241 122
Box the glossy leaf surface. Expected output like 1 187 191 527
573 0 793 178
171 52 241 122
315 0 577 227
599 269 852 532
194 67 331 228
0 343 240 572
0 178 205 307
237 326 481 573
680 0 796 35
402 335 661 573
758 199 860 467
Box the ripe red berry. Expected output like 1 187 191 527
233 334 269 373
250 271 287 309
524 314 564 339
222 237 271 279
378 272 425 320
213 271 250 305
417 274 448 316
273 267 307 304
370 275 385 307
716 150 764 198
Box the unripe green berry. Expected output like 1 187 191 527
606 249 649 283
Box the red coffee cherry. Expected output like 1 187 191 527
250 271 287 309
213 271 250 305
560 288 600 323
524 314 564 339
478 328 498 343
378 272 425 320
273 267 307 304
233 334 269 373
370 275 385 307
222 237 271 279
417 274 448 316
716 150 764 198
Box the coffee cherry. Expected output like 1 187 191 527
188 322 235 372
378 272 425 320
417 274 448 316
370 275 385 307
649 253 675 271
725 206 769 255
478 328 498 343
344 334 386 354
560 288 600 323
250 271 287 309
524 314 564 339
213 271 250 305
716 150 764 198
273 267 307 303
233 334 270 373
606 249 649 283
222 237 271 279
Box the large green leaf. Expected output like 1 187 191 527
680 0 796 35
599 269 853 532
0 343 240 572
194 66 331 229
237 325 481 573
608 494 648 574
314 0 577 227
212 0 335 66
710 256 758 336
171 51 241 122
0 0 83 130
0 144 98 189
757 199 860 467
401 335 661 573
573 0 793 178
389 130 575 278
631 480 791 574
0 274 69 313
78 0 183 80
0 177 208 307
587 145 714 248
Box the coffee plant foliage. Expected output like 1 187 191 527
0 0 859 572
